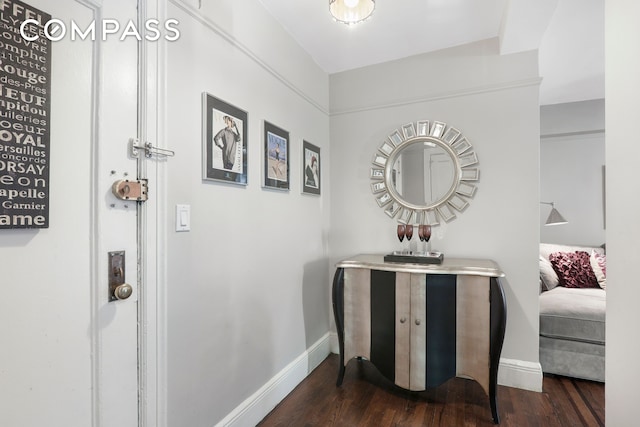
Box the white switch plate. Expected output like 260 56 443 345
176 204 190 232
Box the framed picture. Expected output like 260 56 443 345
202 93 248 185
263 121 289 190
302 140 320 195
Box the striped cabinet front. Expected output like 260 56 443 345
342 268 490 392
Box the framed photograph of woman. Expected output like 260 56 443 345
302 140 320 195
202 93 248 185
263 121 289 191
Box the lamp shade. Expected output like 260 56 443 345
329 0 375 25
545 207 568 226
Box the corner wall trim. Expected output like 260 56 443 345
540 129 605 140
214 333 331 427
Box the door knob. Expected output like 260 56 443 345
114 283 133 300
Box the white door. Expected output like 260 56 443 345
0 0 144 425
427 151 455 203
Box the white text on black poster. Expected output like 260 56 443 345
0 0 51 228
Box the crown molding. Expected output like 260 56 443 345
330 77 543 116
169 0 329 116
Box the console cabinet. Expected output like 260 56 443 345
332 254 506 424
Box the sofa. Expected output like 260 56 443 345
538 243 606 382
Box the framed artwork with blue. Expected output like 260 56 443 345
263 121 289 191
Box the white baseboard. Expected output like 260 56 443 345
215 333 331 427
330 332 543 392
498 358 543 392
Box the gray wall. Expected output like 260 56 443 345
329 40 542 374
606 0 640 424
164 1 330 425
540 99 605 245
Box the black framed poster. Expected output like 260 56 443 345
302 140 320 195
202 92 248 185
263 121 289 191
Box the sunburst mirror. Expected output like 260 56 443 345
370 120 479 226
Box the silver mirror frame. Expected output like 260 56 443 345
370 120 479 225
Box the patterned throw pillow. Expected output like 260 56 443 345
590 251 607 290
549 251 600 288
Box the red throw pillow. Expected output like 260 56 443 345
549 251 600 288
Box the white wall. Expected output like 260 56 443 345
0 2 94 424
605 0 640 424
540 100 605 245
163 1 330 425
540 99 605 135
329 39 542 388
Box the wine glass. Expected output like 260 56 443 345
405 225 414 254
396 224 405 254
423 225 431 243
405 225 413 241
423 225 432 254
418 224 432 253
397 224 405 242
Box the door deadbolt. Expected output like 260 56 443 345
108 251 133 302
112 179 148 201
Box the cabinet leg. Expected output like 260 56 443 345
490 391 500 424
332 267 346 387
489 277 507 424
336 363 345 386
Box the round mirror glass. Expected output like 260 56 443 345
370 120 480 225
390 140 456 207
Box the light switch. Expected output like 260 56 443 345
176 204 190 232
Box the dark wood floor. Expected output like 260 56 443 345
258 354 604 427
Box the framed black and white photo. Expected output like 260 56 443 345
302 140 320 195
202 93 248 185
263 121 289 190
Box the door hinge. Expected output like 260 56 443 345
112 178 148 202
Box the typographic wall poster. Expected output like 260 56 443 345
202 92 248 185
0 0 52 228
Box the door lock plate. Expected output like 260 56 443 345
108 251 131 302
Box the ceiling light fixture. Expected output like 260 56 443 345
329 0 375 25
